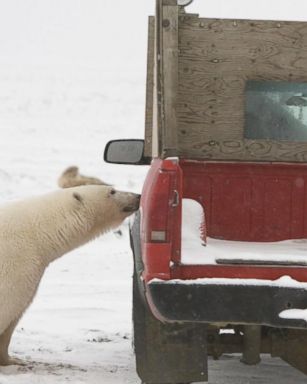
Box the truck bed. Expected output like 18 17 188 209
181 160 307 242
181 198 307 266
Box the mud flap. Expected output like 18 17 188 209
133 272 208 384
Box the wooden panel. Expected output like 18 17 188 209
144 16 155 157
178 138 307 162
177 16 307 161
160 4 179 157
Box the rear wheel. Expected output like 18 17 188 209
132 269 208 384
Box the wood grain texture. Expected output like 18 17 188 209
178 138 307 162
161 4 179 157
177 16 307 161
144 16 155 158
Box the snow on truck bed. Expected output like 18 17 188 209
181 199 307 266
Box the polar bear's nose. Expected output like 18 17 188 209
135 194 141 206
132 193 141 209
123 193 141 213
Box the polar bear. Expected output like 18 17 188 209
58 166 110 188
0 185 140 366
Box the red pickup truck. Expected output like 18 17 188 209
104 1 307 383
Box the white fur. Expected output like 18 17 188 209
0 185 139 365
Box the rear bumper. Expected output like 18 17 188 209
148 279 307 329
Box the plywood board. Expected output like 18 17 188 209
144 16 155 157
177 16 307 161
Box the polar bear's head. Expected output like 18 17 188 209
69 185 140 234
8 185 141 265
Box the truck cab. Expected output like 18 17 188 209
105 1 307 382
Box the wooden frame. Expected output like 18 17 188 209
146 1 307 162
144 16 155 158
153 0 179 158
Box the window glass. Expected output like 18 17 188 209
245 81 307 142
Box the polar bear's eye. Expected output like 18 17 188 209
110 189 116 196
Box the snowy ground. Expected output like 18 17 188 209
0 0 307 383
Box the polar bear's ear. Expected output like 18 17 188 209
73 192 83 203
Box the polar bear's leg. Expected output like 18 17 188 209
0 318 24 366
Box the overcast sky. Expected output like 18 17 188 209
0 0 306 74
190 0 307 21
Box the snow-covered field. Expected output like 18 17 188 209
0 0 307 383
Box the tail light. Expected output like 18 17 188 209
140 158 182 281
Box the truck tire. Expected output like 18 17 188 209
132 269 208 384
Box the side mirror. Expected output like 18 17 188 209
178 0 194 6
104 139 150 165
